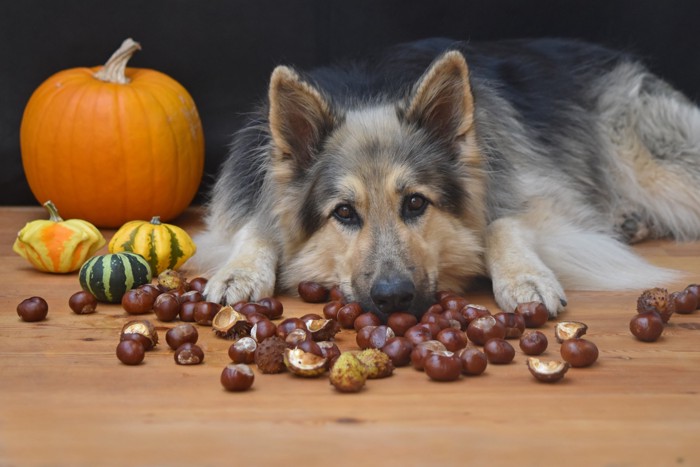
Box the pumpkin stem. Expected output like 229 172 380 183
93 38 141 85
150 216 162 225
43 200 64 222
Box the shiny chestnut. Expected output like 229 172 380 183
17 296 49 322
68 291 97 315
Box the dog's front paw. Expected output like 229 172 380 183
204 265 276 305
491 268 567 318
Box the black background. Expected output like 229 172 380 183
3 0 700 206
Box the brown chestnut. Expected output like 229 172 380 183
194 301 223 326
404 324 434 346
354 312 382 331
276 318 306 339
387 312 418 336
174 343 205 365
515 302 549 328
228 337 258 363
138 284 162 301
670 289 698 315
116 339 145 365
356 326 376 349
329 285 345 303
483 338 515 364
337 303 363 329
629 312 664 342
68 291 97 315
423 350 462 382
442 309 467 330
153 293 181 322
466 315 506 346
188 277 208 293
317 341 342 368
436 327 468 352
381 337 414 367
297 281 329 303
369 325 396 349
121 288 155 315
121 320 158 350
410 340 446 371
251 319 278 343
494 312 525 339
165 323 199 350
685 284 700 308
220 363 255 391
460 304 491 325
519 331 548 356
458 347 488 376
178 301 197 322
560 338 599 368
322 301 343 320
440 295 468 313
180 290 204 303
257 297 284 319
420 312 450 330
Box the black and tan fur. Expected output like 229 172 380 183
194 38 700 321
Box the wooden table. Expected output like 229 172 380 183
2 206 699 466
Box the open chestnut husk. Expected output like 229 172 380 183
526 357 570 383
305 318 341 341
284 348 327 377
212 306 252 340
554 321 588 343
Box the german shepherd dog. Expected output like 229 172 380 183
194 38 700 321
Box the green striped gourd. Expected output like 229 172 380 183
108 216 196 275
79 252 152 303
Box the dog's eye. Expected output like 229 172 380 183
402 194 429 220
332 204 361 226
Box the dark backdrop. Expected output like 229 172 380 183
3 0 700 206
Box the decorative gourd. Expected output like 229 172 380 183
20 38 204 228
79 252 152 303
13 200 106 273
108 216 196 275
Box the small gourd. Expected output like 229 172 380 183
13 200 106 273
108 216 196 275
79 252 152 303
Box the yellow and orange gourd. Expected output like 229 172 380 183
13 200 106 273
19 38 204 228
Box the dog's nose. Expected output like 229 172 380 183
370 277 415 314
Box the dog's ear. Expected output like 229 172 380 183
405 51 474 141
268 66 334 168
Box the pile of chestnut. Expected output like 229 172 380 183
629 284 700 342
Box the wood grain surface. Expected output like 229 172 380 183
1 207 699 466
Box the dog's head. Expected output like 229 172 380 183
267 51 487 320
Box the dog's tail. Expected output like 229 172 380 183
536 226 683 291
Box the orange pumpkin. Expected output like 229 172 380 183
20 39 205 228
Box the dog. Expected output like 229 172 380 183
193 37 700 321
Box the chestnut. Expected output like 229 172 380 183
116 339 145 365
285 328 310 348
300 313 323 322
283 347 327 377
526 357 570 383
466 315 506 346
68 291 97 315
276 318 306 339
483 338 515 364
355 348 394 379
369 325 396 349
425 303 444 315
442 309 467 330
305 318 340 341
637 287 673 323
629 312 664 342
121 320 158 350
337 303 363 329
165 323 199 350
404 324 434 346
138 284 162 301
228 337 258 364
685 284 700 308
460 304 491 325
329 285 345 303
440 295 468 313
157 269 186 291
251 319 278 343
420 312 450 330
494 312 525 339
356 326 377 349
178 301 197 322
423 350 462 382
257 297 284 319
519 331 548 356
329 352 367 393
238 303 268 317
560 338 599 368
410 340 446 371
153 293 181 322
354 312 382 331
194 301 223 326
188 277 208 293
174 343 205 365
317 341 341 368
515 302 549 328
121 288 155 315
180 290 204 303
670 289 698 314
297 338 324 358
220 363 255 391
322 301 343 320
554 321 588 343
436 327 468 352
381 337 414 367
297 281 329 303
387 312 418 336
458 347 488 376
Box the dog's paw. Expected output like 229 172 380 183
204 266 276 305
491 268 567 318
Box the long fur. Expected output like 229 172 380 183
193 37 700 319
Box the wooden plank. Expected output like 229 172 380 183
1 207 699 466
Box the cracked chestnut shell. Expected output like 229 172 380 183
305 318 341 341
284 348 328 377
121 319 158 350
527 357 570 383
554 321 588 343
212 306 252 339
560 338 599 368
